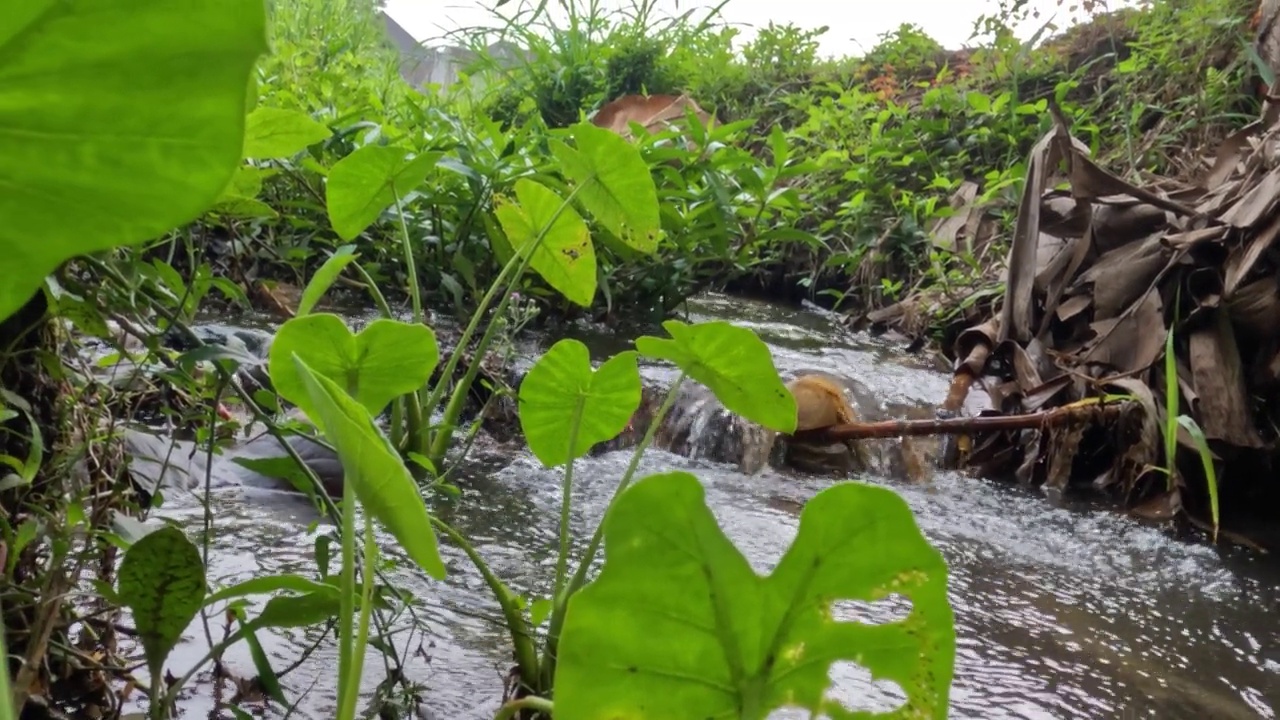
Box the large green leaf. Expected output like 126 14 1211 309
494 178 597 307
0 0 266 323
117 525 208 678
325 145 438 240
551 123 662 253
243 106 332 159
555 472 955 720
267 313 438 420
291 354 446 580
636 320 796 433
518 339 641 467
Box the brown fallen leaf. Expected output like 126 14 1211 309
252 279 300 319
590 93 715 139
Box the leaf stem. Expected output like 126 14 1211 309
393 187 424 326
429 516 540 684
493 696 553 720
553 400 586 602
338 514 378 720
422 183 585 468
542 372 686 674
336 478 357 717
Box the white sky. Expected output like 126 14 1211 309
383 0 1139 57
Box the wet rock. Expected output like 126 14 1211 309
167 322 275 393
121 424 343 498
589 369 893 478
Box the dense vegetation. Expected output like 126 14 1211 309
0 0 1266 718
204 0 1260 341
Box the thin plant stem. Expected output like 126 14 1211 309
336 479 358 716
493 696 554 720
422 183 585 466
429 516 540 684
393 187 424 326
338 514 378 720
553 401 585 602
542 372 687 676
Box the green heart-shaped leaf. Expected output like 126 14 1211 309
243 106 331 159
267 313 438 420
0 0 267 323
551 123 662 253
636 320 796 433
555 472 956 720
494 178 597 307
325 145 438 240
518 339 641 467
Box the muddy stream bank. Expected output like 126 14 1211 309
119 294 1279 719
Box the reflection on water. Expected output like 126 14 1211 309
138 294 1279 719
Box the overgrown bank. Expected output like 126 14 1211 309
184 0 1262 342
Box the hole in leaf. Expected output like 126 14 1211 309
832 593 913 625
823 660 909 715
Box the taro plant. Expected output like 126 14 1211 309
265 116 668 474
185 99 957 716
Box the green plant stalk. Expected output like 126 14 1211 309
338 514 378 720
542 372 687 675
553 401 586 603
413 245 521 456
0 600 15 720
336 477 358 716
149 659 164 720
493 696 554 720
393 187 425 326
429 516 540 687
349 260 396 320
422 183 586 467
391 188 429 451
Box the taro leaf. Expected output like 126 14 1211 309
325 145 438 240
297 245 358 316
555 472 955 720
518 339 641 467
213 195 278 220
291 354 446 580
0 0 266 324
494 178 597 307
550 122 662 253
243 107 331 159
267 313 438 420
213 165 277 218
636 320 796 433
117 526 208 677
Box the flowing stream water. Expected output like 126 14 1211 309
121 294 1279 719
